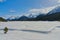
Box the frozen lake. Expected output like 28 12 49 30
0 21 60 40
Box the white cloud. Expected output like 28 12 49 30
7 5 57 18
28 6 56 15
0 0 6 2
9 10 16 13
24 6 56 17
57 0 60 3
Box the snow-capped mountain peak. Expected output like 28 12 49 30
7 16 20 20
48 4 60 14
7 5 60 20
24 6 56 18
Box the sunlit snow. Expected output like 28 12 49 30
0 21 60 40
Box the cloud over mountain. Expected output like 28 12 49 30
0 0 6 2
9 9 16 13
25 6 56 15
57 0 60 3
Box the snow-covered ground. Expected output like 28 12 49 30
0 21 60 40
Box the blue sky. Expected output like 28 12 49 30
0 0 60 18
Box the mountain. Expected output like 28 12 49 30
17 15 29 21
36 5 60 21
7 16 20 21
7 5 60 21
7 16 16 21
7 15 29 21
25 7 55 18
48 5 60 15
7 6 55 21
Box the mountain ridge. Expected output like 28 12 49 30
6 5 60 21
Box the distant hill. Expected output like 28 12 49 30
36 12 60 21
17 16 29 21
0 17 7 22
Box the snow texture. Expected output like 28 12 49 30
0 21 60 40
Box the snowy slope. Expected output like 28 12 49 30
7 16 20 20
48 5 60 14
0 21 60 40
24 6 56 18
